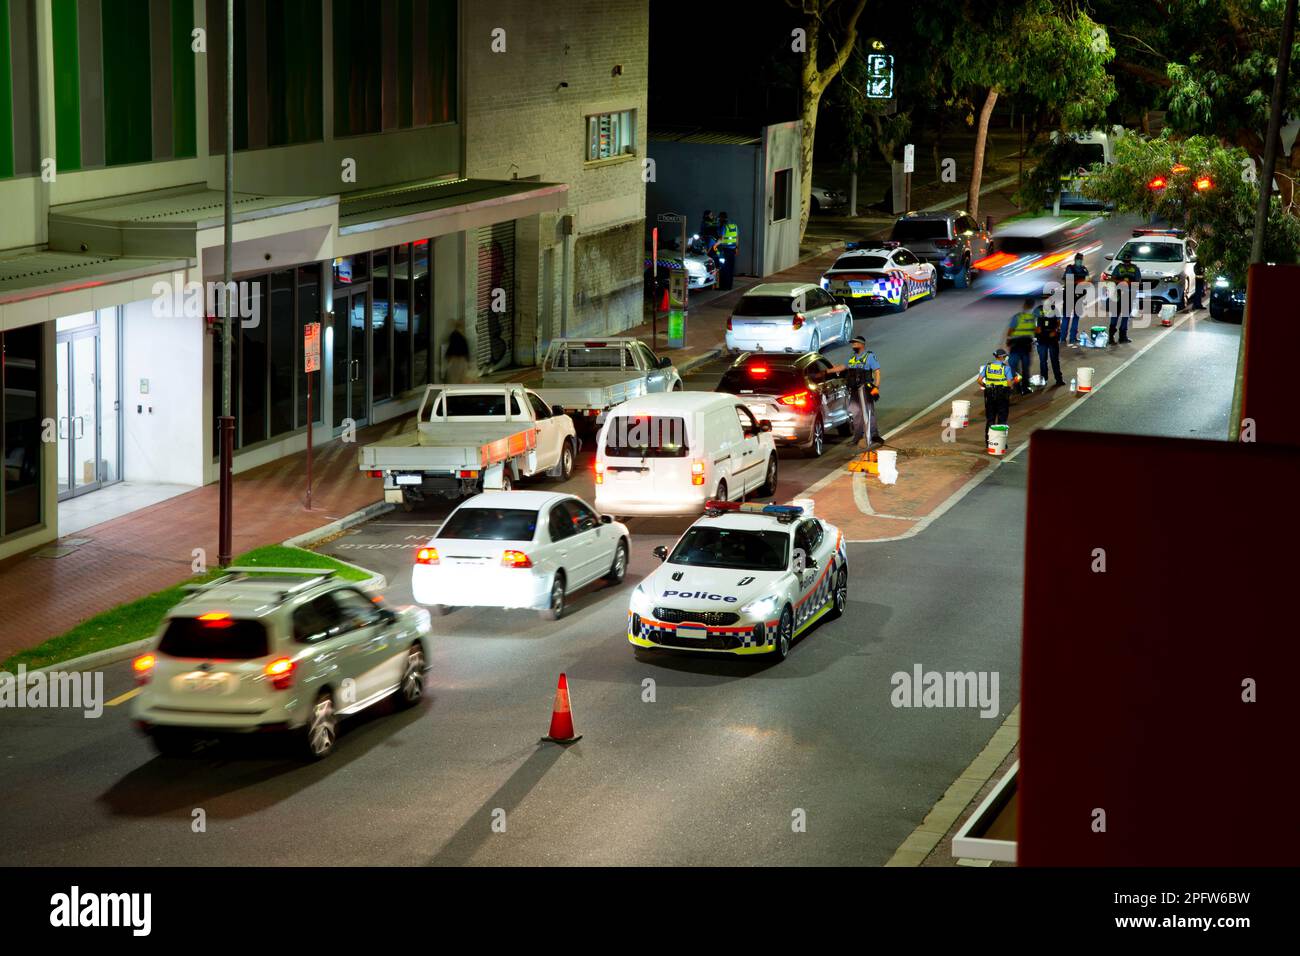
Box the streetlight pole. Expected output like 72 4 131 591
218 0 235 566
1231 0 1297 441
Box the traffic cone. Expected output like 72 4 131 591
660 287 669 313
542 672 582 744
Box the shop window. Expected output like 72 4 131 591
413 240 431 386
372 249 392 403
269 272 295 437
394 244 411 394
240 279 268 445
773 168 793 223
586 110 636 162
2 325 44 537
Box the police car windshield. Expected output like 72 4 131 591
667 526 790 572
439 507 539 540
1119 242 1182 262
831 254 888 271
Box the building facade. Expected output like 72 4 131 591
0 0 648 562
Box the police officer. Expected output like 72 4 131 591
828 335 883 448
1035 294 1066 387
977 349 1021 444
699 210 719 243
1061 252 1088 347
1108 251 1140 344
717 211 739 290
1006 298 1038 394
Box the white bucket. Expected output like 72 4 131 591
876 448 898 484
1077 367 1095 392
987 425 1009 456
792 497 815 517
950 399 970 427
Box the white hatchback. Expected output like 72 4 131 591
411 490 630 621
725 282 854 355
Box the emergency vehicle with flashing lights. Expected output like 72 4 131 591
820 243 938 314
628 499 848 662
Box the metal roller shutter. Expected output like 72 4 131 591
475 221 516 370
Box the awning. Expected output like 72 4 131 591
0 250 196 327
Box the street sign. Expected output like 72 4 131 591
304 322 321 372
657 212 684 223
903 144 915 174
866 53 894 99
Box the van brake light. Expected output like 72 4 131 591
691 460 705 486
595 461 605 485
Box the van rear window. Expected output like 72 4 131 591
159 618 269 660
603 415 688 458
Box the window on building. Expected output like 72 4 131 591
207 0 324 153
0 0 41 179
240 279 269 445
586 110 636 162
333 0 457 137
372 249 392 403
269 272 295 437
773 168 793 223
412 241 431 386
51 0 197 172
393 243 412 394
1 324 43 537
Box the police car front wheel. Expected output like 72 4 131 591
827 565 848 620
772 607 794 661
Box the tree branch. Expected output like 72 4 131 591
1113 59 1173 88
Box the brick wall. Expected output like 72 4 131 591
463 0 649 362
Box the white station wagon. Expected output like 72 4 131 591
725 282 854 355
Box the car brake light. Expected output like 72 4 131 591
501 550 533 568
691 460 706 486
749 366 769 376
457 470 479 479
198 611 233 629
265 657 296 691
415 547 440 565
778 391 811 409
792 313 805 329
726 317 733 330
367 470 383 478
595 461 605 485
132 654 156 685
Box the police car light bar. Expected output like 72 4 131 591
1131 228 1185 239
703 500 804 522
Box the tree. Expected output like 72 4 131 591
944 1 1116 219
1083 133 1300 282
785 0 870 238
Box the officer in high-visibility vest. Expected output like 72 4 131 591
717 211 739 290
1006 298 1038 394
828 335 882 448
977 349 1021 444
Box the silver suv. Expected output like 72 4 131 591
888 211 992 288
132 567 432 760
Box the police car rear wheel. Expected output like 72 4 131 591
894 285 909 313
773 608 793 661
928 273 939 300
828 565 848 620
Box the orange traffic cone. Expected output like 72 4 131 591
542 673 582 744
660 287 669 313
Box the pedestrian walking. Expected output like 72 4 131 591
1036 297 1066 387
827 335 883 448
1006 298 1037 394
977 349 1021 445
444 319 475 384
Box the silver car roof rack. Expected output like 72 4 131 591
182 567 339 603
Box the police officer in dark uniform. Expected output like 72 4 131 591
699 210 719 243
828 335 883 448
1108 251 1140 344
1035 296 1066 387
977 349 1021 445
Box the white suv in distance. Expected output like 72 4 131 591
725 283 854 355
1101 229 1197 310
132 568 432 760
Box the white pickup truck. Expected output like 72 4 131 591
358 384 579 506
536 337 683 428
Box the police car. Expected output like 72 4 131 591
627 500 848 662
1100 229 1197 310
820 243 938 313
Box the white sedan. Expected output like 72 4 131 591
412 491 630 620
627 500 847 661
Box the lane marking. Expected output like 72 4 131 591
107 687 141 707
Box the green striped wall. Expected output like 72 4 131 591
51 0 197 172
0 0 12 179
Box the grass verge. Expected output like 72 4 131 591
1 545 372 672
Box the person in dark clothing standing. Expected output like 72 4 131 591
444 320 473 384
1108 252 1140 344
1035 298 1066 386
1061 252 1088 347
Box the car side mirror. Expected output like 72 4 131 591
805 557 818 571
759 420 773 432
659 357 673 368
600 514 612 524
1104 253 1114 260
551 405 566 417
653 545 668 561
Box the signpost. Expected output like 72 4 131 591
903 143 914 212
657 212 688 348
866 53 894 99
651 226 659 347
304 321 321 510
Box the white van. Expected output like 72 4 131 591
595 392 779 517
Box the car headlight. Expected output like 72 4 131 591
741 594 781 620
630 583 655 615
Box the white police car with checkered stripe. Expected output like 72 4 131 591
628 500 848 661
820 243 938 314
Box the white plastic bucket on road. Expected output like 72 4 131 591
950 399 970 427
876 449 898 484
1077 367 1095 392
987 425 1009 456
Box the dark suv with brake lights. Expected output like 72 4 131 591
718 352 853 457
889 211 992 288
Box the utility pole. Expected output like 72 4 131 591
218 0 235 566
1232 0 1297 441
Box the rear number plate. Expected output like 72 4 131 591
395 475 422 485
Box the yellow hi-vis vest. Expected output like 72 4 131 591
983 361 1010 386
721 222 739 247
1010 311 1037 338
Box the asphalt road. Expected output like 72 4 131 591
0 216 1241 866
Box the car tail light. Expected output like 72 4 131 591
726 317 733 330
792 313 805 329
132 654 156 686
933 239 958 249
198 611 233 629
749 365 769 376
778 391 811 409
415 547 440 565
457 470 479 479
595 461 605 485
501 550 533 568
691 460 706 486
367 470 383 478
265 657 296 691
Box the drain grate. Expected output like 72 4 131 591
33 537 92 559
